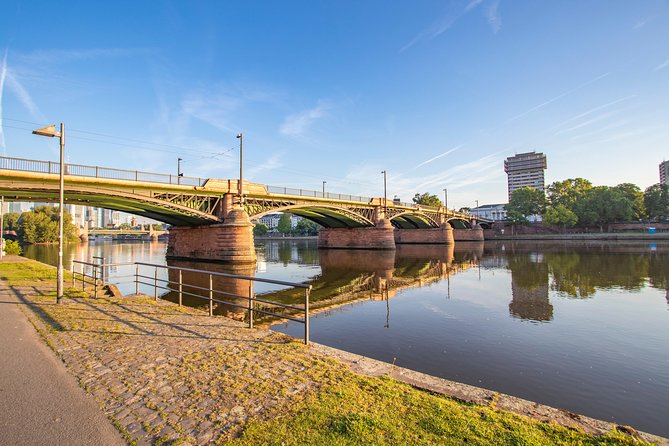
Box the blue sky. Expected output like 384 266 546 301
1 0 668 210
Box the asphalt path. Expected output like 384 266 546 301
0 287 125 445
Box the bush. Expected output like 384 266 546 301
4 239 22 255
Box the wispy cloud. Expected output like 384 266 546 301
549 95 635 132
503 72 610 125
485 0 502 34
0 50 7 152
401 0 484 52
16 47 151 65
5 69 45 122
280 101 329 137
181 90 240 132
413 146 462 170
633 16 653 30
247 154 283 178
653 58 669 72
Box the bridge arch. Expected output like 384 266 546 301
445 217 473 229
387 210 439 229
250 204 375 228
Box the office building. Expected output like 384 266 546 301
504 151 547 200
661 160 669 185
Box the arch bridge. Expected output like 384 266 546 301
0 155 491 262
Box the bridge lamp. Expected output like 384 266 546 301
177 158 183 185
32 123 65 304
322 180 327 196
443 188 448 211
236 133 243 205
381 170 387 214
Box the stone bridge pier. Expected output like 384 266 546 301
167 196 256 263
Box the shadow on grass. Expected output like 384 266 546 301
9 286 66 332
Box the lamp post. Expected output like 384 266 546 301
475 199 479 218
381 170 387 214
1 195 4 261
177 157 183 184
443 188 448 211
322 180 327 197
32 123 65 304
236 133 243 205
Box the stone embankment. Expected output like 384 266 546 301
2 258 666 445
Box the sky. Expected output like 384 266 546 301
1 0 668 211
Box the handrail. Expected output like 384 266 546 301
70 259 312 344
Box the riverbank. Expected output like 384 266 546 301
484 232 669 241
0 258 664 445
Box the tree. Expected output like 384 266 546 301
546 178 592 209
2 212 21 231
119 222 133 230
458 207 471 213
573 186 634 231
151 223 164 231
412 192 442 207
3 239 21 255
253 223 269 236
543 204 578 230
277 214 292 235
614 183 645 220
17 206 78 244
644 183 669 220
293 219 319 236
505 187 546 224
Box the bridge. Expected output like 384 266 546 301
0 155 490 262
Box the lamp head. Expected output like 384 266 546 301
236 133 242 139
32 125 60 138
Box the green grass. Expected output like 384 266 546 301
226 373 649 446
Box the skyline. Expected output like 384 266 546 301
1 1 668 211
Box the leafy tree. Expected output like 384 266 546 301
546 178 592 209
2 212 21 231
151 223 164 231
253 223 269 236
458 207 471 213
17 206 78 244
644 183 669 220
412 192 442 207
119 222 133 230
293 219 319 236
543 204 578 230
573 186 634 231
614 183 645 219
3 239 21 255
505 187 546 224
277 214 292 235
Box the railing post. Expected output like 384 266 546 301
154 267 158 301
304 287 310 345
70 260 74 287
95 166 99 178
81 263 85 291
248 281 253 329
135 264 139 295
178 269 183 306
208 274 213 316
100 256 105 285
94 264 98 298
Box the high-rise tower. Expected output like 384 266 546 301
504 151 547 200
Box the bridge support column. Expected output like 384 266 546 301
78 224 89 242
167 207 256 263
318 219 395 249
395 223 454 245
453 225 484 242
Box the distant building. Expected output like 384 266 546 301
504 151 547 200
660 160 669 185
472 203 507 221
257 213 302 230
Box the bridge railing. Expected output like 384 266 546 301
266 185 372 203
0 155 207 187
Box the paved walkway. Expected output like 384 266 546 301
0 285 125 445
3 282 333 445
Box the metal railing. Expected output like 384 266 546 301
0 155 207 187
70 260 312 344
266 185 372 203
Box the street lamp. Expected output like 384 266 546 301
236 133 243 205
32 123 65 304
381 170 387 214
322 180 327 197
475 199 479 217
443 188 448 211
177 157 183 184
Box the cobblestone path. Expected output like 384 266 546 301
6 283 342 445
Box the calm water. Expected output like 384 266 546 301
23 239 669 436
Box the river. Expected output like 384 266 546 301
22 238 669 437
